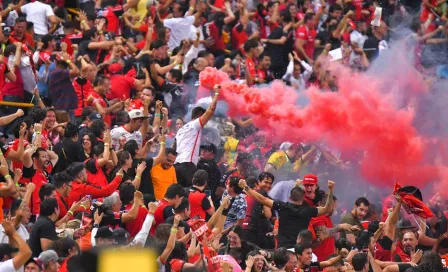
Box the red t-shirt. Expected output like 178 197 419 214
296 25 317 60
129 99 144 111
73 79 94 117
85 159 108 188
208 22 226 52
0 62 10 98
87 91 111 127
231 24 248 50
246 57 257 80
310 215 335 261
124 203 147 238
103 6 122 34
3 67 24 99
107 74 136 100
30 166 52 215
151 199 172 235
420 0 438 22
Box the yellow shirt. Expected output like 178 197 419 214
267 151 302 172
224 136 239 166
128 0 148 25
151 163 177 200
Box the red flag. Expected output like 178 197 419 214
393 183 434 219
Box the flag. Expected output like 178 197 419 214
393 183 434 219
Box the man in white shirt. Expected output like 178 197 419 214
0 219 32 272
111 109 149 150
349 21 368 68
162 1 198 50
0 200 30 244
174 85 219 187
20 0 59 36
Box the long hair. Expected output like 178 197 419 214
406 251 444 272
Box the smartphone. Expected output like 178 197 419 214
204 190 211 197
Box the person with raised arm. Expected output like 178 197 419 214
173 84 220 187
238 178 334 248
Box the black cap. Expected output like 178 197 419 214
113 228 129 245
94 226 113 239
88 112 102 121
200 143 217 154
0 244 18 259
397 219 415 230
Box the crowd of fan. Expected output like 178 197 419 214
0 0 446 271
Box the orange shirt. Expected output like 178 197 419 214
150 164 177 200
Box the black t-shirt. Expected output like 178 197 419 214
303 262 321 272
52 139 84 174
273 201 318 248
78 40 99 64
398 263 412 272
29 215 58 257
243 190 272 234
315 29 330 58
363 35 381 61
267 26 294 68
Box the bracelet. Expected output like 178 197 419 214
160 142 166 145
81 20 86 24
173 61 178 66
36 97 41 102
80 204 87 209
135 175 141 180
171 227 178 233
154 113 161 117
7 7 11 11
244 185 249 191
98 30 104 35
67 210 74 216
35 131 41 135
93 223 99 228
15 183 19 187
0 152 3 156
104 143 109 146
117 172 123 178
215 92 219 96
4 175 11 180
66 59 72 64
189 6 194 10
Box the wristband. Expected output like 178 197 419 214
244 185 249 191
171 227 178 233
7 7 11 11
36 97 41 102
67 210 74 216
135 175 141 180
104 143 109 146
93 223 99 228
160 142 166 145
173 61 178 66
80 204 87 209
81 20 86 24
35 131 41 135
189 6 194 10
155 113 161 117
15 183 19 187
0 152 3 156
148 211 154 216
4 175 11 180
98 30 104 35
215 92 219 96
66 59 72 64
117 172 123 178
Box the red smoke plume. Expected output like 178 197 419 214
199 66 439 188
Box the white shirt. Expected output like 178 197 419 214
175 118 203 165
110 125 143 151
20 1 55 35
0 225 29 244
349 30 368 68
163 15 195 50
189 25 205 51
0 259 23 272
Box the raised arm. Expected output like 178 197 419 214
122 191 143 223
199 84 219 126
317 180 335 216
0 109 23 126
239 179 273 208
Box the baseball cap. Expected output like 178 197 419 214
0 244 18 259
25 258 44 270
38 250 59 266
108 63 123 74
113 228 129 245
128 109 148 120
95 226 114 239
302 174 318 185
200 143 217 154
88 112 102 121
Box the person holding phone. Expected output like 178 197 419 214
187 169 215 220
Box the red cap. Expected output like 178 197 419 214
108 63 123 74
303 173 318 185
